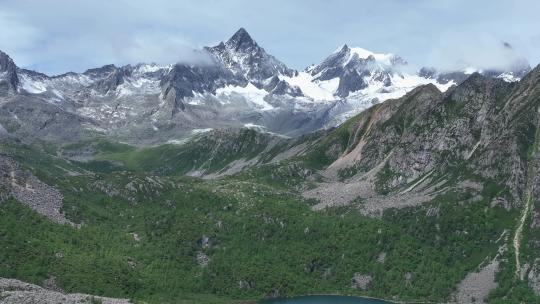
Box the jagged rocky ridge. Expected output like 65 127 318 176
0 29 530 145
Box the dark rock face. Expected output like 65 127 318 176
336 68 368 97
83 65 127 94
0 51 19 95
436 71 471 85
160 62 240 113
264 75 303 96
310 44 352 80
270 80 303 96
225 27 257 52
418 67 437 79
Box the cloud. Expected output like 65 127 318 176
119 30 214 66
426 33 530 72
0 0 539 74
0 0 213 74
0 11 43 67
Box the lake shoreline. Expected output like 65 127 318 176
258 293 446 304
259 293 394 304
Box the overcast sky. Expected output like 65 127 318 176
1 0 539 75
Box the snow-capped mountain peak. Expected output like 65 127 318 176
340 44 403 67
0 30 534 144
204 28 296 85
303 44 410 98
309 45 405 76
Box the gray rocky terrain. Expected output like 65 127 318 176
0 155 71 225
0 278 131 304
0 29 529 146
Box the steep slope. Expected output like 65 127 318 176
0 51 19 96
0 135 529 304
301 71 528 209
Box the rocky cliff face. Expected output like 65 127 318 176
300 67 540 215
0 51 19 95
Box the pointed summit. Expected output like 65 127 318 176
230 27 250 39
226 28 257 51
0 50 17 72
0 50 20 95
204 27 296 84
337 44 350 53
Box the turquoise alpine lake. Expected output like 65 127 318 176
261 295 391 304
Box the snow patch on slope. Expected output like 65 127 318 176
215 83 274 110
19 74 47 94
497 72 520 82
117 77 161 97
282 67 454 106
348 47 395 66
134 63 165 74
327 73 455 126
281 72 338 101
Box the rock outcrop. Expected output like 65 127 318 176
0 155 71 225
351 273 372 290
453 260 499 304
0 278 131 304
